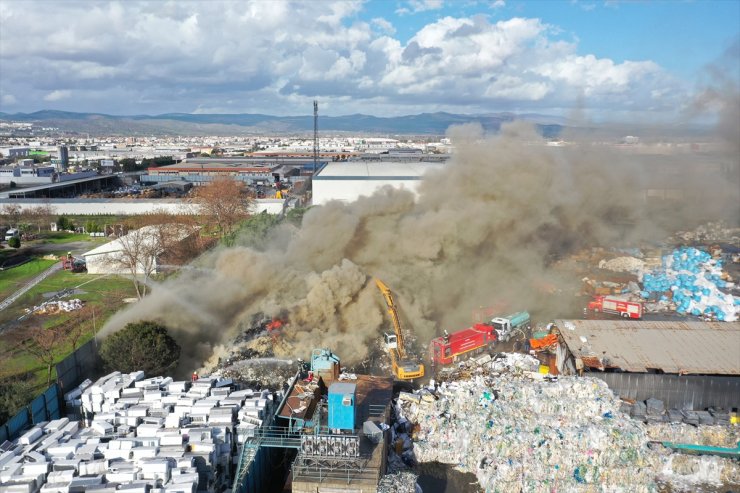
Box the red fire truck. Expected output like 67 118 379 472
587 296 643 319
429 323 498 367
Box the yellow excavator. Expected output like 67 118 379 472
375 278 425 380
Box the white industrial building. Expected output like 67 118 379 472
82 225 193 275
311 161 444 205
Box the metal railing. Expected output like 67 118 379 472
292 453 378 485
237 425 302 449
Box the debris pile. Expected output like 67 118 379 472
640 247 738 321
599 256 646 273
670 221 740 244
26 298 85 315
393 353 740 493
646 422 740 448
658 455 740 493
377 471 420 493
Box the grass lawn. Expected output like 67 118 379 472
40 232 94 244
0 258 58 301
0 270 139 388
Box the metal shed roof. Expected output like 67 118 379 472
555 319 740 375
314 161 443 179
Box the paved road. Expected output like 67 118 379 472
0 262 63 312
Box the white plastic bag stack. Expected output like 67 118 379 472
403 373 656 492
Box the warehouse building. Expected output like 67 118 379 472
141 158 311 187
553 319 740 410
82 225 195 275
312 161 444 205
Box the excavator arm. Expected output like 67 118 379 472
374 278 424 380
374 278 407 358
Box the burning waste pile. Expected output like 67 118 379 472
389 353 739 493
640 247 738 321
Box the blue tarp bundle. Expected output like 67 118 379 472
641 247 738 321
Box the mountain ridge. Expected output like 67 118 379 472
0 109 567 136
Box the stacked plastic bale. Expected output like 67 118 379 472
640 247 739 321
402 373 659 492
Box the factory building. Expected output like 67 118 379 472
0 165 56 184
141 158 313 187
552 319 740 410
312 161 444 205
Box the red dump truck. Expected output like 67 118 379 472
587 296 643 319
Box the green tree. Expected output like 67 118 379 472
100 321 181 376
8 236 20 248
286 207 310 227
0 377 35 423
56 215 72 231
85 220 101 233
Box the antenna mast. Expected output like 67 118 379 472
313 100 318 173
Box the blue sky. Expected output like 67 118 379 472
361 0 739 78
0 0 737 118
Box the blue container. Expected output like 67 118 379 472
328 382 356 431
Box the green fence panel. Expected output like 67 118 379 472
30 394 47 424
6 409 31 438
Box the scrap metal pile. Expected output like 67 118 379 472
391 353 739 493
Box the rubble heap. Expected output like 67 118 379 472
670 221 740 243
394 354 739 493
26 299 84 315
599 256 646 273
640 247 738 321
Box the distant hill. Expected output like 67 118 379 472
0 109 567 137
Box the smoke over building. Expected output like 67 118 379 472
101 115 739 376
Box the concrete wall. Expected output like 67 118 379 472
0 198 286 216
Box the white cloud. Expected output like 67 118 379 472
0 0 683 117
491 0 506 9
397 0 444 15
371 17 396 35
43 90 72 102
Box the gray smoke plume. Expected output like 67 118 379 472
102 107 738 376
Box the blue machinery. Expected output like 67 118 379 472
232 349 388 492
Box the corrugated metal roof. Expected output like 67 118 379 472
555 319 740 375
315 162 443 178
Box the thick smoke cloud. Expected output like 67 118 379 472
101 119 738 375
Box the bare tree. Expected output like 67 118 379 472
103 220 194 299
13 326 70 387
27 201 56 233
1 204 22 228
194 177 252 236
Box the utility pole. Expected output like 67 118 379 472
313 100 318 174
